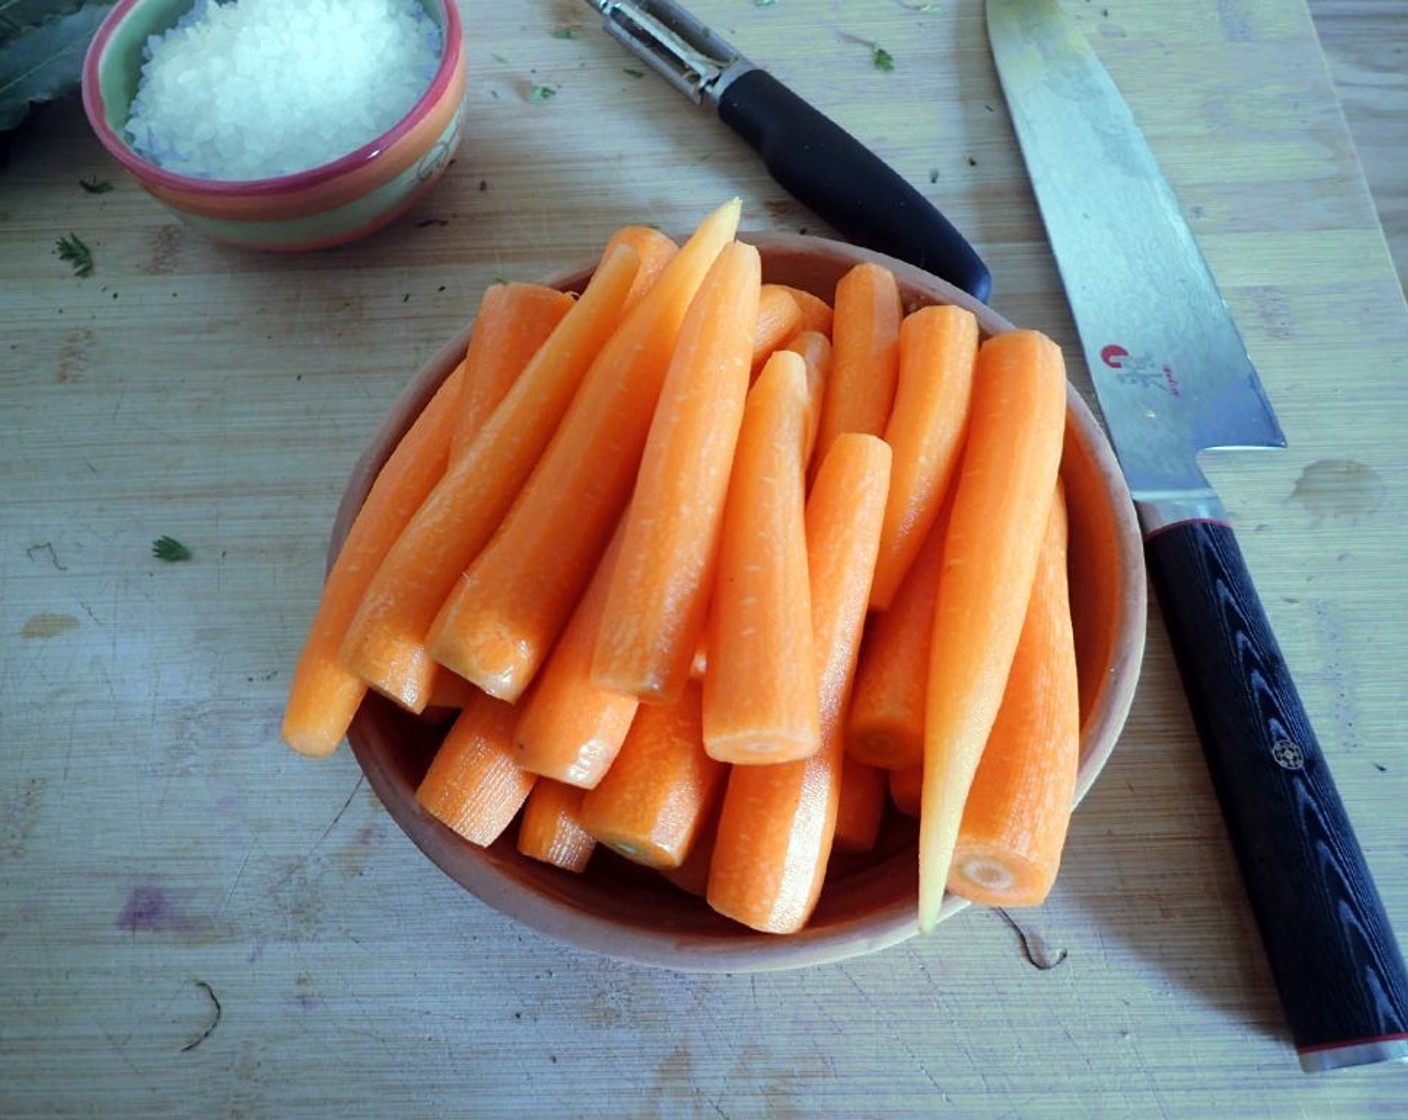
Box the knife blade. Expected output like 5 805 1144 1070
582 0 994 302
987 0 1408 1073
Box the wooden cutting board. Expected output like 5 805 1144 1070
1 2 1404 1115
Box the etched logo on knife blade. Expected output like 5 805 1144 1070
1100 344 1182 397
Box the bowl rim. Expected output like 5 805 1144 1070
80 0 464 196
337 230 1148 971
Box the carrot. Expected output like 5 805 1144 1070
448 283 576 462
658 796 721 898
918 329 1067 932
416 691 536 846
706 433 890 933
889 763 922 818
513 524 639 789
516 780 597 873
688 634 709 682
950 483 1078 908
340 242 642 711
578 680 726 869
811 262 902 470
784 329 832 469
591 241 761 703
833 755 889 854
844 499 949 771
282 361 467 757
701 349 818 765
869 303 979 609
427 199 743 703
602 225 679 311
806 435 892 745
752 284 803 371
774 284 834 337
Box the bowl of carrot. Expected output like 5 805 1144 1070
283 200 1147 971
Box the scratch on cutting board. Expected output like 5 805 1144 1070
311 774 366 854
181 980 222 1052
26 542 68 570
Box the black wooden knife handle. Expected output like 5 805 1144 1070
1145 517 1408 1070
717 68 993 303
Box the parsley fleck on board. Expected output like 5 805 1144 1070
152 536 193 562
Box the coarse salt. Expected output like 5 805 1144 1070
125 0 444 181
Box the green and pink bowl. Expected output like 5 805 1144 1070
81 0 466 251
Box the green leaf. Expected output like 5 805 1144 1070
152 536 192 563
79 174 112 193
0 3 115 132
871 43 895 72
551 26 576 40
54 231 92 276
622 67 644 79
528 84 557 102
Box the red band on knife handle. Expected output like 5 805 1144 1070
1145 518 1408 1066
1143 515 1232 541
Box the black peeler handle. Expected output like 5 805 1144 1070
717 68 993 303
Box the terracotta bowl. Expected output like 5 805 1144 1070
335 232 1147 971
81 0 466 251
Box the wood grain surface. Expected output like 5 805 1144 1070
2 2 1405 1117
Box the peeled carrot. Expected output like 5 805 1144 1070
590 241 761 703
513 524 639 789
774 284 834 338
516 780 597 873
889 763 922 818
427 199 743 703
701 349 818 765
806 435 892 745
844 500 949 771
416 691 536 846
811 262 902 470
951 484 1078 908
659 797 721 898
918 329 1067 932
833 755 889 855
578 680 726 869
706 433 890 933
603 225 680 312
340 243 642 711
282 362 467 757
784 329 832 469
869 303 979 610
752 284 803 371
448 284 575 462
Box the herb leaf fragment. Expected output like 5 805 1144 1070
152 536 193 563
55 233 94 277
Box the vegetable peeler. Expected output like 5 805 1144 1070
581 0 993 302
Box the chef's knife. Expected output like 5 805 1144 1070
987 0 1408 1073
582 0 993 303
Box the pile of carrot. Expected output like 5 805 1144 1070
282 200 1081 936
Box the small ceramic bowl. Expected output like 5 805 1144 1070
81 0 466 251
335 233 1148 971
